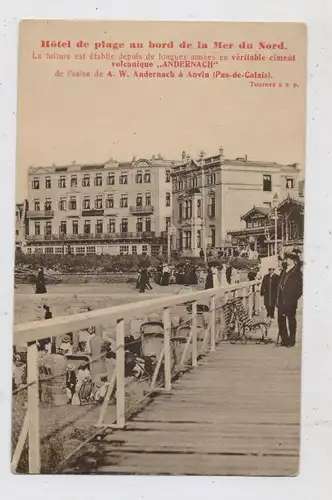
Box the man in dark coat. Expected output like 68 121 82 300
225 265 232 285
276 252 303 347
260 268 280 318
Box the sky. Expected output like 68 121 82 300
15 20 307 202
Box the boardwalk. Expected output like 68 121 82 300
65 305 302 476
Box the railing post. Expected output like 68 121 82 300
27 341 40 474
242 285 248 311
116 318 125 428
248 284 253 318
191 301 198 367
210 295 216 351
163 307 172 391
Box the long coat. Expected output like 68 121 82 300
139 270 149 291
276 265 303 312
260 273 280 307
205 269 214 289
35 270 47 294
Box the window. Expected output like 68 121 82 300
45 221 52 235
69 196 77 210
263 202 271 208
263 174 272 192
60 221 67 235
120 194 128 208
185 200 192 219
45 247 54 254
193 176 198 187
152 245 160 257
83 196 91 209
166 217 171 230
82 174 90 187
142 244 148 256
145 217 152 232
87 246 96 254
34 222 40 235
84 220 91 234
286 177 295 189
120 218 128 233
119 173 128 184
95 195 103 209
166 192 171 207
144 170 151 183
208 197 215 218
72 220 78 234
179 202 183 222
105 194 114 208
15 229 19 236
71 175 78 188
184 231 192 249
75 246 85 254
166 170 171 183
45 177 51 189
55 247 64 254
27 247 32 254
32 177 40 189
136 171 143 183
107 173 115 185
120 245 129 256
58 197 66 211
197 229 202 248
145 193 151 206
136 193 143 207
34 199 40 211
45 198 52 211
210 226 216 247
131 245 137 255
96 219 103 234
59 176 66 188
136 217 143 232
197 199 202 218
208 173 216 185
109 218 116 233
34 247 43 254
95 173 103 186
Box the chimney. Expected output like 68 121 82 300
244 155 248 162
219 146 224 155
182 151 186 160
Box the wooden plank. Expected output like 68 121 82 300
27 341 41 473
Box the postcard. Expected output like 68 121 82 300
12 20 306 475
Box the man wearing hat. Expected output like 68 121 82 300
260 266 280 318
276 251 303 347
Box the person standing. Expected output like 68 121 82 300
160 263 170 286
211 264 220 288
139 268 149 292
35 267 47 294
205 264 214 290
276 252 303 347
226 265 232 285
260 267 280 318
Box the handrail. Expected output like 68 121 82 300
12 279 262 474
13 280 262 346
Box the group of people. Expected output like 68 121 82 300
260 250 303 347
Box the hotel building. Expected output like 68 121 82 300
171 148 301 257
24 155 180 256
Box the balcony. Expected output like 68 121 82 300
81 209 104 217
129 205 155 215
27 210 54 219
26 231 156 243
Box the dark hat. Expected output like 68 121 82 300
284 251 299 261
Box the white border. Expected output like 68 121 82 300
1 1 332 499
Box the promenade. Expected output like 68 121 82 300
64 303 302 476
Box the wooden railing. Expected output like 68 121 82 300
12 280 262 474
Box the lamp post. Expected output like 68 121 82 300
199 150 207 264
272 193 279 256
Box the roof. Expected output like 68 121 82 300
241 206 271 221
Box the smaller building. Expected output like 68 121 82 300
15 201 27 250
228 196 304 257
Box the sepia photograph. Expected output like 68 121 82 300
12 20 306 476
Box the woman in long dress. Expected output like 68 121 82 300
211 265 220 288
205 265 214 289
35 267 47 294
160 264 170 286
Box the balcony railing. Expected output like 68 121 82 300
26 210 54 219
129 205 155 214
26 231 156 242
